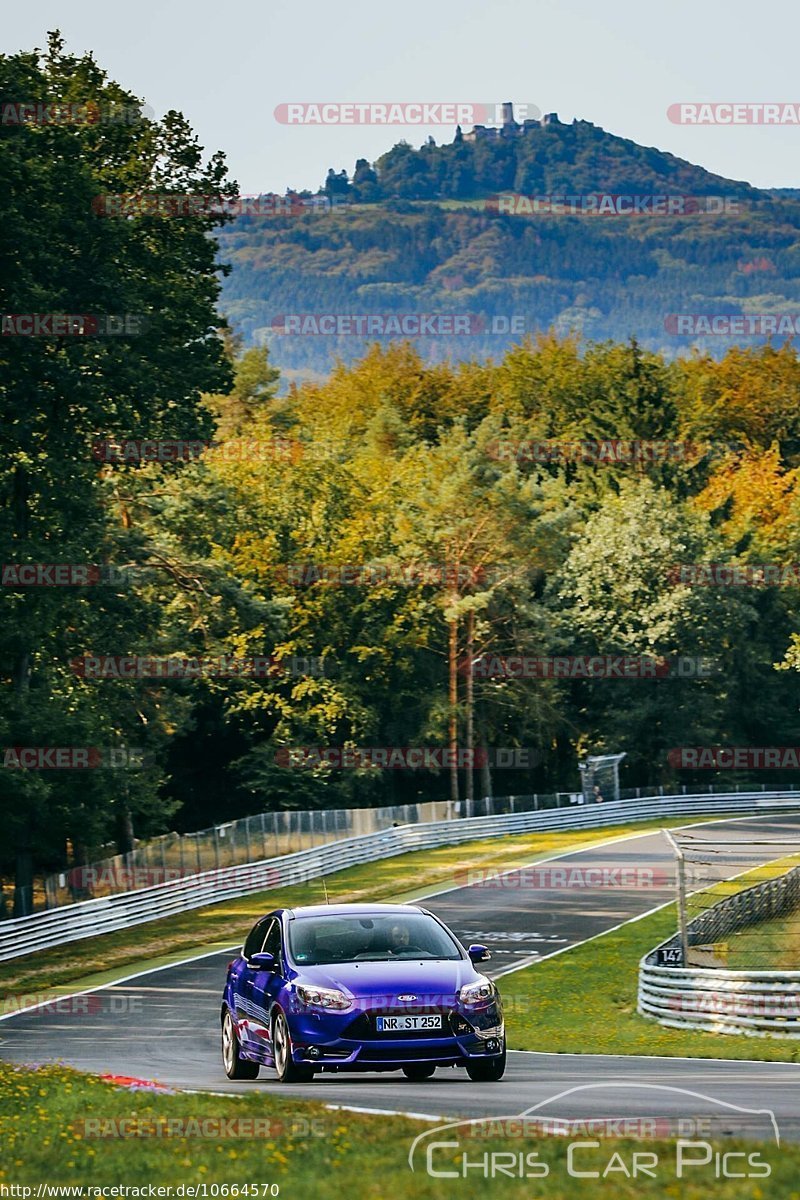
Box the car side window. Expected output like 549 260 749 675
262 918 283 970
243 918 269 961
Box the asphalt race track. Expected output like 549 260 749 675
3 813 800 1136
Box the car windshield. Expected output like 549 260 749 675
288 913 462 965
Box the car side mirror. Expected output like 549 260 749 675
468 943 490 963
249 951 276 971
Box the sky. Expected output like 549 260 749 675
5 0 800 195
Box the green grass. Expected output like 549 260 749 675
4 811 800 1194
698 855 800 972
503 866 800 1062
1 1060 797 1197
726 909 800 970
0 816 711 1003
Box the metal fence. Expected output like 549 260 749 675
639 863 800 1037
38 781 794 910
2 789 798 963
42 800 455 909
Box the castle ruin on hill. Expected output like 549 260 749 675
461 102 562 142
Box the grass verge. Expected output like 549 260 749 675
504 855 800 1062
0 1060 796 1197
727 909 800 970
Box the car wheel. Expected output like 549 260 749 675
465 1039 506 1082
402 1064 436 1081
221 1009 259 1080
273 1010 315 1083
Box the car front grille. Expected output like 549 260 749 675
358 1043 457 1062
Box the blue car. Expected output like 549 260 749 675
221 902 506 1083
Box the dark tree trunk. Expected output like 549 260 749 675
117 801 136 856
12 464 35 916
448 616 459 811
465 609 475 816
12 847 33 917
480 730 493 807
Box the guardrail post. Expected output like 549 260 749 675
663 829 690 966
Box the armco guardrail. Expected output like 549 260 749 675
2 790 799 963
43 799 460 908
639 863 800 1037
43 782 781 909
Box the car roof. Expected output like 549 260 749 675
282 902 425 919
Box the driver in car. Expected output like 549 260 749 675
388 923 411 953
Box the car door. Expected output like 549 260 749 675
249 917 286 1062
234 916 272 1057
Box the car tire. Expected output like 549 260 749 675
273 1010 315 1083
402 1064 436 1081
221 1009 259 1080
465 1039 506 1082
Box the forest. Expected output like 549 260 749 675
4 38 800 910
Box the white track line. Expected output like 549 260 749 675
494 815 800 978
3 808 798 1025
0 945 239 1023
416 808 800 904
412 827 671 903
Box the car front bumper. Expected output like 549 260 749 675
287 1003 505 1069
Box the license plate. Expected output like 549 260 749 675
376 1015 443 1032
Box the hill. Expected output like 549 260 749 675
217 115 800 379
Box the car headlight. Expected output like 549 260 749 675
459 977 496 1006
295 984 351 1011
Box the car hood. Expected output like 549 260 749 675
295 958 480 1000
